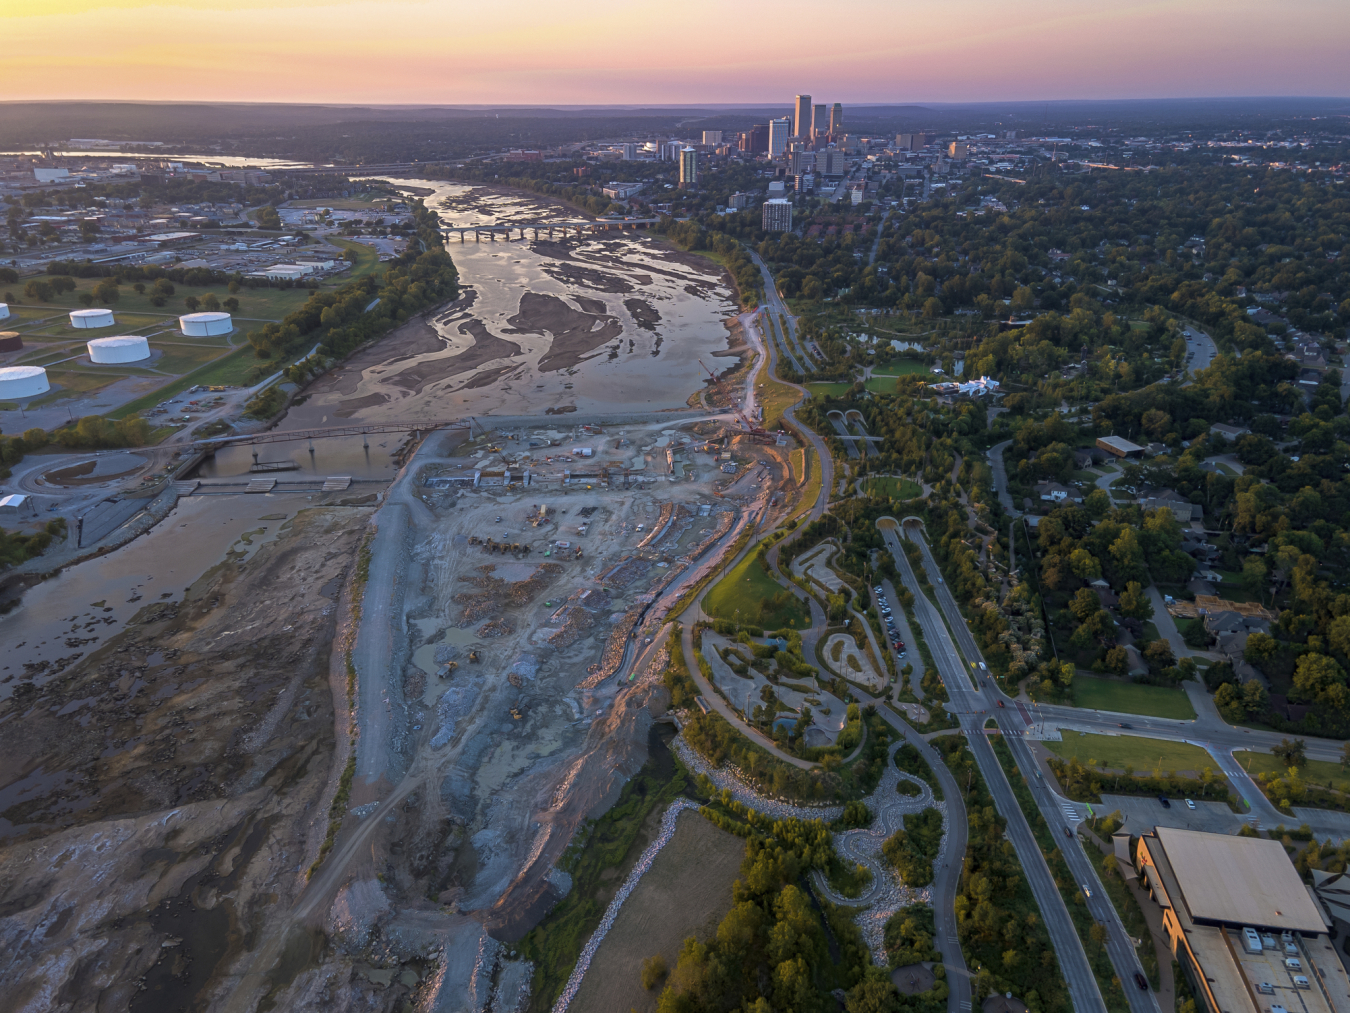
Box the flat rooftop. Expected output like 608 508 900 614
1156 826 1326 933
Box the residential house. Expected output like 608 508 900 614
1139 488 1202 523
1034 481 1083 504
1209 423 1249 442
1202 610 1270 638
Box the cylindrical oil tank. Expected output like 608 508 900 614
0 366 49 399
88 335 150 363
179 311 232 336
0 303 10 321
70 308 115 329
0 331 21 353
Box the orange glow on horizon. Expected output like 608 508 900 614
2 0 1347 104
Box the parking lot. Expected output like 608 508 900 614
1098 793 1246 835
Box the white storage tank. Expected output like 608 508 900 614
88 335 150 363
179 311 232 336
0 365 49 399
70 308 115 329
0 303 9 321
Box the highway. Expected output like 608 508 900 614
750 249 813 374
881 521 1146 1013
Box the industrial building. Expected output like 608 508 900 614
88 335 150 363
0 366 49 399
0 302 8 321
0 331 21 353
1096 435 1146 459
70 308 115 329
1137 827 1350 1013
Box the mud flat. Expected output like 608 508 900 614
0 504 372 1012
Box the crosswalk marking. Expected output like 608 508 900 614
1061 802 1080 821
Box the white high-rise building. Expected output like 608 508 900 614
768 118 791 157
762 198 793 232
702 130 723 146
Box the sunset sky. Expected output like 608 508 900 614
3 0 1348 105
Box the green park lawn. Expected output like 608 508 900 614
325 237 386 283
871 359 931 376
807 382 852 398
704 546 810 630
1046 731 1213 774
1071 675 1196 719
866 476 922 499
109 346 262 419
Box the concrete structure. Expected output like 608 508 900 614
0 365 49 399
1096 435 1145 459
739 124 769 154
69 308 115 329
88 335 150 363
949 141 969 158
1137 826 1348 1013
768 118 791 157
0 302 8 321
812 103 827 139
762 198 793 233
180 311 233 336
679 147 698 189
830 102 843 136
701 130 722 146
1210 423 1251 441
0 493 31 517
794 94 812 139
0 332 21 353
602 181 643 200
619 142 637 160
257 265 311 281
34 167 69 182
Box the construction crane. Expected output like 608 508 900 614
698 359 779 445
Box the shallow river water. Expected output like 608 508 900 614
280 180 740 428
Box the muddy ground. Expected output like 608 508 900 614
0 504 373 1013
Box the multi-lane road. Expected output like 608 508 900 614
882 520 1161 1013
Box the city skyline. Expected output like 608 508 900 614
3 0 1349 104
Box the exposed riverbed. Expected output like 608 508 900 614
282 180 741 428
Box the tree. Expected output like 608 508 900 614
1069 587 1101 622
1143 639 1175 674
1118 581 1154 622
641 955 668 990
223 296 239 313
184 294 200 312
201 293 221 312
1241 557 1268 603
1084 487 1112 519
1244 632 1278 663
1215 682 1244 723
93 278 119 304
1272 738 1307 769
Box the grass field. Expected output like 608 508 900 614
787 447 823 524
108 346 261 419
569 810 746 1013
1234 751 1350 788
1071 675 1197 719
1046 731 1214 774
867 476 922 499
705 544 811 629
324 237 386 283
9 274 316 326
790 447 807 485
871 359 931 376
807 382 852 398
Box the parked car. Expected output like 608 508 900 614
1186 799 1196 810
1158 796 1171 808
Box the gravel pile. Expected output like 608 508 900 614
551 797 703 1013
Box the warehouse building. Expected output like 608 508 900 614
1096 435 1145 459
1137 827 1350 1013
